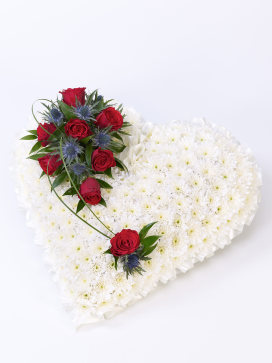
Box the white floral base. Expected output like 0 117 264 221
15 109 261 326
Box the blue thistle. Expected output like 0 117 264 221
49 108 63 125
70 163 87 176
73 105 92 120
126 254 140 270
93 131 111 148
62 138 83 163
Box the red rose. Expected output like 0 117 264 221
95 107 123 131
59 87 86 107
79 177 101 205
37 123 56 147
110 229 140 257
91 147 116 172
64 119 92 140
38 154 63 175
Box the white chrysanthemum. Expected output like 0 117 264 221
14 108 261 326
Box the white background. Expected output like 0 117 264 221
1 1 272 362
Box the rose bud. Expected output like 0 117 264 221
95 107 123 131
38 154 63 175
59 87 86 107
37 123 56 147
110 229 140 257
91 147 116 172
79 177 101 205
64 119 92 140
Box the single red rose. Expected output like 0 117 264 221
37 123 56 147
38 154 63 175
95 107 123 131
59 87 86 107
91 147 116 172
79 177 101 205
64 119 92 140
110 229 140 257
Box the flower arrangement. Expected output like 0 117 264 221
21 87 160 276
16 88 261 324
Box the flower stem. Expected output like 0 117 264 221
59 137 115 236
46 167 111 239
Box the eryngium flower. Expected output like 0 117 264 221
73 105 92 120
49 108 63 125
93 131 111 149
70 163 87 176
126 254 140 270
62 138 83 163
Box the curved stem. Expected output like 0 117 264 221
46 169 111 239
59 137 115 236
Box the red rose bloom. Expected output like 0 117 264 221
110 229 140 257
64 119 92 140
37 123 56 147
79 178 101 205
38 154 63 175
59 87 86 107
95 107 123 131
91 147 116 172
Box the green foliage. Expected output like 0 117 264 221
95 179 113 189
58 100 76 120
21 134 37 140
76 199 85 213
99 197 107 207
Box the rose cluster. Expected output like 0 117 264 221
22 87 130 210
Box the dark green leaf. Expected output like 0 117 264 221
95 179 112 189
111 132 123 143
29 141 42 154
139 222 157 241
104 248 111 254
99 197 107 207
114 256 118 270
28 153 48 160
51 171 67 190
63 187 77 196
141 235 160 247
121 122 132 128
76 199 85 213
21 134 37 140
58 100 76 120
80 135 93 145
40 171 45 178
142 243 158 257
104 168 113 179
118 130 131 136
85 143 93 167
115 157 128 172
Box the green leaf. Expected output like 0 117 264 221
21 134 37 140
111 132 123 143
104 168 113 179
142 243 158 257
104 248 111 254
99 197 107 207
58 100 76 120
118 130 131 136
40 171 45 178
29 141 42 154
139 222 157 241
28 153 48 160
27 129 38 135
109 141 126 153
85 143 93 167
95 179 113 189
63 187 77 196
76 199 85 213
51 171 67 190
115 157 128 172
80 135 93 145
121 122 131 128
141 235 160 247
114 256 119 270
